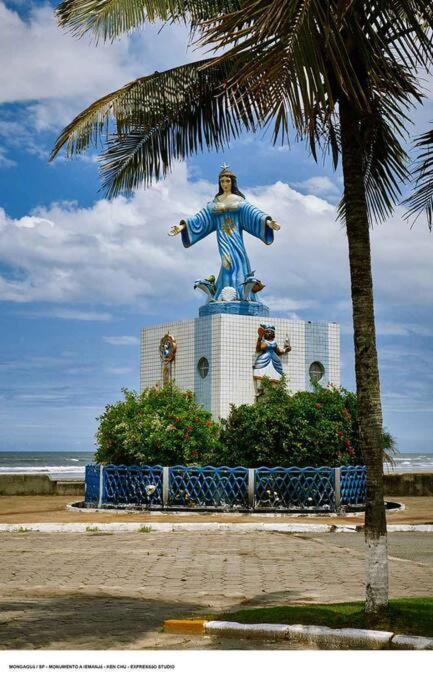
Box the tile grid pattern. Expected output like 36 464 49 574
141 315 340 419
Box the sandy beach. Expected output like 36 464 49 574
0 494 433 525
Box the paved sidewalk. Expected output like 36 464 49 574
1 530 432 649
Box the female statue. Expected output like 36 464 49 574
254 324 291 381
169 165 280 302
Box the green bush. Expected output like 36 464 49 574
94 378 393 469
215 377 390 468
94 384 221 466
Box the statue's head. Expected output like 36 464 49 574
216 163 245 199
260 324 276 341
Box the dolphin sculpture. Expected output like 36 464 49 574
241 271 265 300
194 275 216 302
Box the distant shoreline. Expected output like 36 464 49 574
1 467 433 481
0 451 432 480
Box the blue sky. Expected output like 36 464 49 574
1 0 433 452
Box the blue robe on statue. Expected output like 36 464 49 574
253 339 283 375
181 197 273 300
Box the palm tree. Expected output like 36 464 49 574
51 0 433 618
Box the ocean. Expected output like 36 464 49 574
0 451 432 479
0 452 93 479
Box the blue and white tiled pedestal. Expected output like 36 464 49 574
199 300 270 317
140 312 340 420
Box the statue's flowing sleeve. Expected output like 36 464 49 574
180 205 215 248
240 201 274 245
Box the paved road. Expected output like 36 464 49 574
1 531 432 649
308 532 433 565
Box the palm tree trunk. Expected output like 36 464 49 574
339 99 388 617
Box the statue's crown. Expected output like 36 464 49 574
219 162 236 178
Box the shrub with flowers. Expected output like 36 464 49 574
94 384 221 466
216 377 393 468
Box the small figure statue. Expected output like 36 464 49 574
253 324 291 381
169 164 280 302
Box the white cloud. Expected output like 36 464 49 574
15 216 54 229
376 321 433 337
293 176 340 197
106 367 134 375
261 296 317 313
0 356 64 371
1 164 433 318
25 308 114 321
0 146 16 168
49 309 114 321
0 2 193 132
103 336 139 346
0 0 196 164
0 3 139 106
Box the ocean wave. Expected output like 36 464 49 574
0 466 85 473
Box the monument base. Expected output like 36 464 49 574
199 300 270 317
141 314 340 421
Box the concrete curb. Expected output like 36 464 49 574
163 619 433 649
0 522 354 533
0 522 432 533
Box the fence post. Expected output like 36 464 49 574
98 465 104 508
248 469 255 509
163 467 169 508
334 467 341 511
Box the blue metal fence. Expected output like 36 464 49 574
255 466 335 510
169 466 249 508
84 464 100 504
104 465 163 506
340 465 367 506
85 463 366 511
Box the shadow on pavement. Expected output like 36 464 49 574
0 594 201 649
0 593 308 650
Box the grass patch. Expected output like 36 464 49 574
84 526 113 535
16 527 30 533
138 525 151 533
223 598 433 638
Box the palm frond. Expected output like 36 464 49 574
201 0 368 114
99 82 254 196
203 0 433 112
359 64 419 223
404 127 433 229
51 57 265 194
50 83 130 159
57 0 241 39
361 109 409 224
50 59 220 159
336 87 412 225
52 0 433 211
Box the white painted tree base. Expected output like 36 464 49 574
365 533 389 612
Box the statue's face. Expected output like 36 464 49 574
263 328 275 341
220 175 232 193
